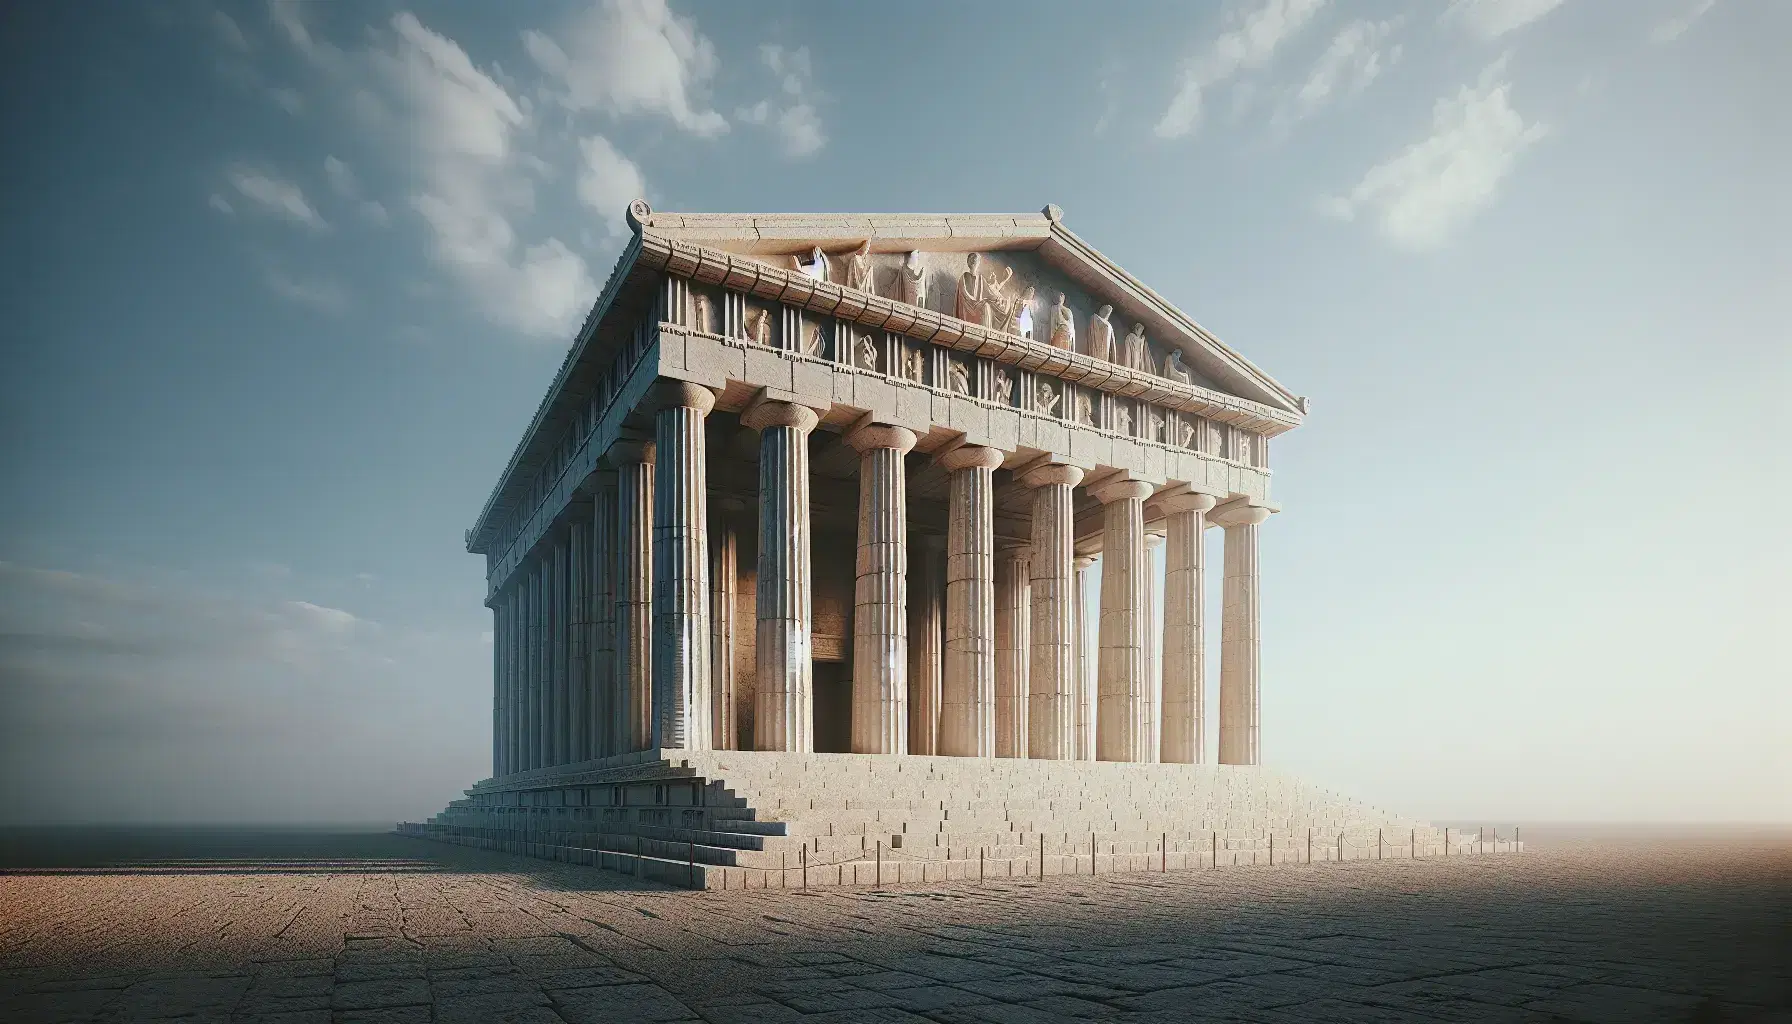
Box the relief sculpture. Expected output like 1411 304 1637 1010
1178 420 1197 449
693 294 712 335
956 253 990 326
1035 380 1060 415
1048 293 1075 350
897 251 926 307
993 368 1013 404
844 239 874 293
1123 323 1154 374
1074 391 1093 425
902 348 925 383
747 308 772 347
1087 304 1115 362
856 333 878 371
947 360 971 396
1162 348 1192 385
793 246 830 282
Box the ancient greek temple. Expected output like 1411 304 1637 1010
406 205 1513 887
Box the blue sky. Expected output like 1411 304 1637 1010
1 0 1785 825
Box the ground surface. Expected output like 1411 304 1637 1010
0 829 1786 1023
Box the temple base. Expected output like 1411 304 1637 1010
399 752 1520 890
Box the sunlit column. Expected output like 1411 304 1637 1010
651 381 715 751
1159 492 1215 764
1022 463 1082 760
939 445 1003 757
742 399 818 752
1094 478 1153 762
612 441 655 752
1213 501 1271 765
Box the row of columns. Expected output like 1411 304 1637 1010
489 380 1266 776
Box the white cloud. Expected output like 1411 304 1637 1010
373 12 596 338
269 86 304 115
208 193 234 216
323 154 358 196
225 165 327 231
735 44 826 159
262 266 349 312
211 10 249 52
1287 18 1402 121
1155 0 1328 140
1321 57 1545 250
1651 0 1716 43
524 0 727 136
576 135 646 233
1447 0 1567 39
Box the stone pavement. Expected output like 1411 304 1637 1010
0 835 1785 1023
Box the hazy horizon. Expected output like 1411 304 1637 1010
2 0 1785 828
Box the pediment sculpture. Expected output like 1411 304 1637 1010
793 246 830 282
1048 293 1075 350
897 251 926 307
844 240 874 293
1162 348 1192 385
1087 305 1115 362
1123 323 1154 374
956 253 991 327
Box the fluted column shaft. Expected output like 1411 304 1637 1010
490 597 502 778
847 425 917 754
710 509 739 750
1074 555 1095 761
1023 465 1083 760
614 444 655 752
1144 532 1164 763
510 582 524 773
590 476 617 759
940 445 1003 758
567 518 590 763
1160 496 1214 764
527 558 543 769
652 383 715 751
552 532 571 765
994 547 1030 758
1095 479 1153 762
908 538 944 755
744 400 818 752
1217 506 1269 765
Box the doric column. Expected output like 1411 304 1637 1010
612 441 655 753
742 398 819 752
1022 463 1083 760
589 473 617 760
994 545 1030 758
510 581 524 773
846 423 918 755
908 535 944 755
526 557 542 769
651 381 715 751
1074 555 1095 761
490 596 502 778
550 530 568 766
1213 501 1271 765
1159 493 1215 764
1144 530 1165 764
1094 478 1153 762
709 503 740 750
939 444 1003 758
567 517 589 764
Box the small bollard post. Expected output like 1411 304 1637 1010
980 847 985 883
636 834 643 878
1337 832 1344 863
1515 825 1521 851
1212 830 1217 868
1411 827 1416 858
1162 832 1167 873
1269 832 1274 865
1090 832 1096 876
876 840 882 889
1307 828 1313 864
688 839 695 888
1479 826 1485 855
1378 828 1383 860
1039 833 1044 877
801 845 807 891
1445 828 1450 856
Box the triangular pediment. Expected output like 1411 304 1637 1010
634 206 1305 418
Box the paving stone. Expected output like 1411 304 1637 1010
329 977 429 1011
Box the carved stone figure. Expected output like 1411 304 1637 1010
1074 392 1093 425
1148 410 1165 442
1000 286 1037 338
1115 405 1132 434
1123 323 1153 373
856 334 878 371
794 246 830 282
693 294 712 335
1035 380 1060 415
802 324 822 357
1087 304 1115 362
956 253 990 326
1162 348 1192 385
747 307 772 347
993 369 1013 404
845 239 874 293
902 348 925 382
897 251 926 307
1048 293 1075 350
1178 420 1197 448
948 360 971 396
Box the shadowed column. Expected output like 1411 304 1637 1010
1159 492 1216 764
1023 463 1083 760
994 546 1031 758
567 518 589 763
527 557 543 770
1095 478 1153 762
908 535 944 755
1074 554 1096 761
743 399 818 753
549 530 568 766
940 444 1003 758
847 423 918 755
651 381 715 752
612 441 655 753
490 593 502 778
589 473 617 759
709 502 740 750
1214 501 1271 765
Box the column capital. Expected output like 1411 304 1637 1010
843 422 918 455
741 395 821 433
1209 498 1276 528
1152 488 1219 515
937 444 1004 472
1019 463 1085 489
605 439 655 466
649 378 718 415
1091 478 1153 504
